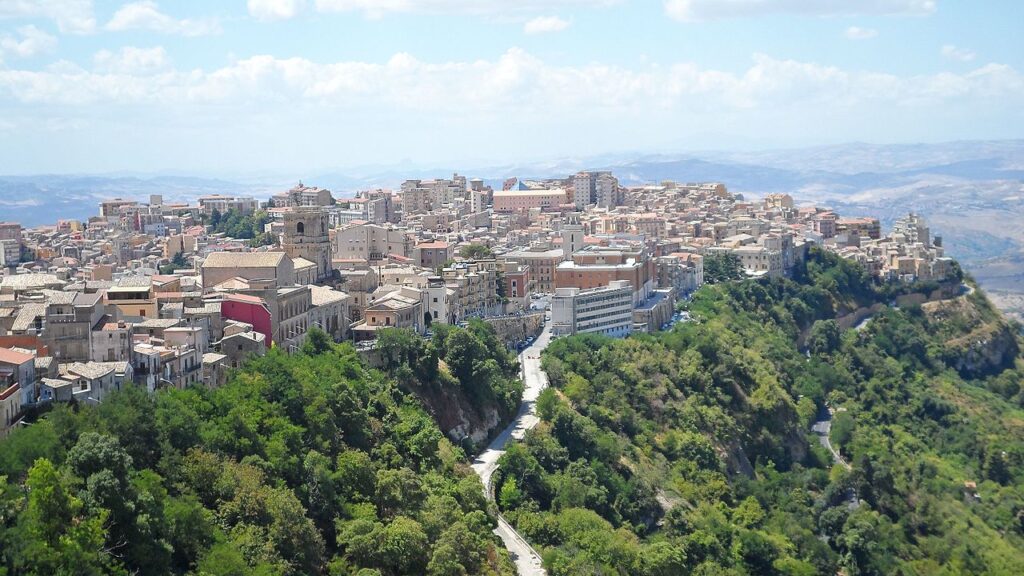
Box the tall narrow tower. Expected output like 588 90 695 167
562 213 584 261
282 208 332 282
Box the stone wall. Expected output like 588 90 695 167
484 312 545 345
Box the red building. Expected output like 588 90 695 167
220 294 274 346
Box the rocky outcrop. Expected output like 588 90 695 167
944 322 1019 379
923 294 1021 379
411 380 505 450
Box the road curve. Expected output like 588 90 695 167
472 325 551 576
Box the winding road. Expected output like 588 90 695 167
472 325 552 576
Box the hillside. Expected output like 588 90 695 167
494 249 1024 575
0 327 519 576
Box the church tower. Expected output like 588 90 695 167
562 213 584 262
282 208 332 281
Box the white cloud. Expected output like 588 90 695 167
0 25 58 58
93 46 170 74
665 0 936 22
845 26 878 40
0 0 96 34
524 16 571 35
941 44 975 62
106 1 220 36
0 49 1019 113
248 0 305 21
314 0 619 19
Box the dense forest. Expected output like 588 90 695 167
0 326 520 576
494 248 1024 575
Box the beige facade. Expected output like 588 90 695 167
201 251 296 289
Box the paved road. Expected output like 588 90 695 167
811 408 860 509
472 325 551 576
810 409 850 471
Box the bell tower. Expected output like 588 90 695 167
282 208 332 281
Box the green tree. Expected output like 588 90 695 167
459 244 494 260
11 459 123 576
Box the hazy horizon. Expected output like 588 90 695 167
1 1 1022 174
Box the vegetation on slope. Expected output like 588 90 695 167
376 319 524 451
208 208 275 247
0 328 516 576
495 248 1024 575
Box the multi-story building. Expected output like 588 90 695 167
555 245 655 304
836 217 881 240
335 223 411 263
271 183 334 208
42 291 104 363
501 244 563 293
657 253 704 294
201 251 296 290
493 188 569 213
414 241 453 270
308 285 351 342
551 280 634 338
197 195 259 217
91 320 133 363
595 172 621 208
352 287 423 341
0 347 36 409
892 212 931 245
442 260 500 320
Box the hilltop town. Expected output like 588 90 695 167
0 173 953 437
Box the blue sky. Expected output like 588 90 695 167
0 0 1021 174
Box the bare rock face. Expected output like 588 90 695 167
946 322 1020 379
923 295 1021 379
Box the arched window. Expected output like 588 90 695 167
296 222 305 235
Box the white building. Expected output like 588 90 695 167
551 280 634 338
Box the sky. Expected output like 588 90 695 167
0 0 1021 175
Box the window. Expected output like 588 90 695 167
296 222 305 235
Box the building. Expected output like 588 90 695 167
892 212 931 245
201 251 296 289
0 347 36 408
352 288 422 341
837 217 881 240
551 280 634 338
281 208 333 281
39 361 131 404
732 245 784 278
104 281 157 320
43 291 104 362
657 253 704 294
595 172 621 208
493 188 569 213
198 195 258 216
91 320 133 363
633 287 677 333
271 183 334 208
335 223 411 263
308 285 351 341
1 376 20 439
442 260 500 320
555 245 655 304
501 245 563 293
414 241 453 270
219 323 267 369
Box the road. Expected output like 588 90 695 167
810 408 850 471
472 324 552 576
811 407 860 509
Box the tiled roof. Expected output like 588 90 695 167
0 347 34 365
202 251 287 268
